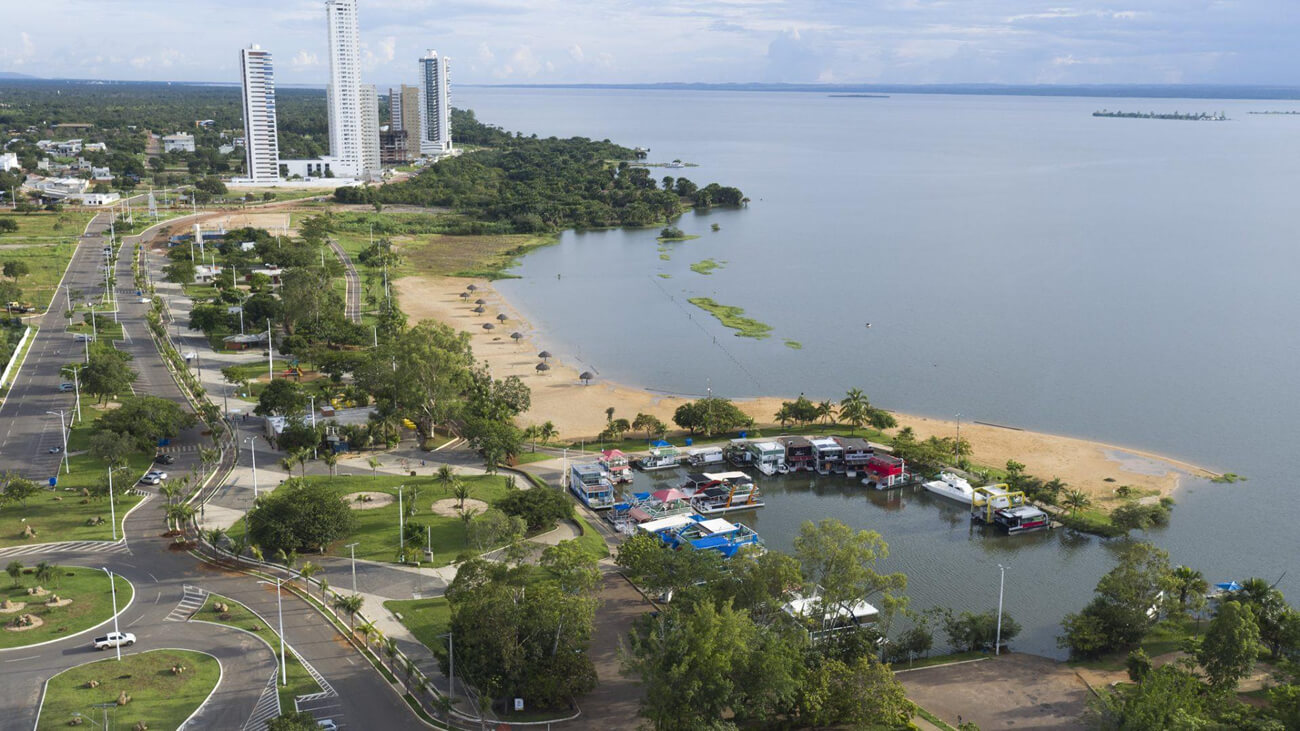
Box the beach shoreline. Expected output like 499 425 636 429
395 274 1218 500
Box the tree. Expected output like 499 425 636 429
940 609 1022 652
1059 542 1173 658
93 395 196 452
88 430 134 468
839 388 870 431
0 219 18 234
1228 578 1292 657
1060 489 1091 515
451 480 471 511
6 561 22 587
1199 600 1261 691
1088 661 1209 729
34 561 53 587
494 486 573 532
793 519 908 628
538 420 558 445
1 475 41 507
322 451 338 479
80 347 138 404
466 508 526 551
1170 566 1209 616
815 399 837 426
368 456 381 478
255 378 307 417
267 710 320 731
353 322 474 444
435 464 455 493
540 539 601 594
632 412 667 441
333 593 363 630
247 478 356 555
797 653 915 728
2 260 29 280
616 531 725 604
297 561 320 590
673 396 750 436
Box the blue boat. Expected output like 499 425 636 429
569 462 615 510
639 514 763 558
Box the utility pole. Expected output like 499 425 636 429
266 318 273 382
46 410 70 474
346 542 359 593
996 564 1008 656
102 567 121 661
245 436 259 498
108 467 117 541
398 485 405 561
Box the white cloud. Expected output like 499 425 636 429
20 32 35 57
477 42 495 64
509 46 542 76
378 35 396 62
568 44 585 62
291 50 320 69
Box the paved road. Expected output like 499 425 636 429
0 212 115 479
328 238 361 324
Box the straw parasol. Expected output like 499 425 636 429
472 305 486 314
538 351 552 362
579 371 594 385
511 332 524 345
496 313 508 323
482 323 495 330
475 298 487 305
535 362 551 373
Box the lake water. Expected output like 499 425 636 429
456 87 1300 657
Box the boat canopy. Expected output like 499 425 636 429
1215 581 1242 593
688 446 723 456
650 440 673 449
782 595 879 623
602 449 626 458
698 518 739 534
702 471 751 483
637 514 698 534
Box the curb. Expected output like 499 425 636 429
0 572 136 653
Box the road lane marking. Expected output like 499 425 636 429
3 655 40 662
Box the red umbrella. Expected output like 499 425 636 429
652 488 688 503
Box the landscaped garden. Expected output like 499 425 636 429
35 649 219 730
0 565 132 649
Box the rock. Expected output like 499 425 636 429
69 717 84 726
52 496 61 502
133 723 148 731
116 691 130 706
47 595 60 605
85 679 100 689
20 525 36 538
27 586 43 596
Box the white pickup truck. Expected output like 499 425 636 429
91 632 136 650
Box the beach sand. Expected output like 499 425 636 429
399 276 1218 501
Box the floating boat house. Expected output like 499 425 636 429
781 436 815 472
569 462 615 509
863 453 907 488
746 441 787 475
599 449 634 484
833 437 873 476
809 437 844 474
638 440 681 471
686 446 725 467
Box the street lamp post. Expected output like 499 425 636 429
259 578 287 684
102 567 121 661
345 542 359 593
244 436 259 498
107 467 117 541
441 631 455 708
398 485 405 561
996 564 1008 656
46 410 70 474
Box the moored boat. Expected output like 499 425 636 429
923 472 977 504
746 440 786 476
637 440 681 471
569 462 616 509
691 472 764 514
599 449 634 484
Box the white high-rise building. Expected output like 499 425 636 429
419 50 452 156
325 0 363 176
359 84 380 175
239 45 280 182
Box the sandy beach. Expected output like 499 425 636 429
395 275 1218 500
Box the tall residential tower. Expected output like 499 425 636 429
419 50 452 156
239 45 280 182
325 0 364 176
390 85 422 160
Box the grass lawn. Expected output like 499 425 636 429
572 513 610 560
0 566 132 649
36 649 219 731
384 596 451 662
0 241 80 310
228 474 518 566
197 593 323 709
0 210 95 239
66 317 125 341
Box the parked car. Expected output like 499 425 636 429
92 632 136 650
73 333 95 342
58 382 75 392
48 446 62 454
154 454 176 465
145 470 168 480
138 475 160 485
317 721 339 731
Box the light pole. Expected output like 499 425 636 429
345 542 359 593
46 410 70 474
107 467 117 541
995 564 1008 656
398 485 405 561
102 567 121 661
259 578 287 684
244 436 259 498
441 631 455 708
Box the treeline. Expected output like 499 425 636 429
335 110 746 233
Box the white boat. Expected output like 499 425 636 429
638 440 681 471
686 446 725 467
922 472 976 504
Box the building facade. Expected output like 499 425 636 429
324 0 363 176
419 50 452 156
162 133 195 153
359 84 380 176
239 45 281 182
389 84 422 161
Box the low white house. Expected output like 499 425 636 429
77 192 121 206
193 265 224 283
162 133 195 153
0 152 18 172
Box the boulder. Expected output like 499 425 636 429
116 691 131 706
85 679 100 689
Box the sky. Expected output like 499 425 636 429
3 0 1297 87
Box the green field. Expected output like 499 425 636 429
0 566 132 649
227 474 518 566
384 596 451 662
198 593 323 709
687 297 773 339
36 649 219 731
0 211 95 239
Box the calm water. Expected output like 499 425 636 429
457 87 1300 656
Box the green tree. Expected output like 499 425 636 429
540 539 601 595
80 347 138 404
793 519 908 628
673 396 750 436
353 322 474 444
1059 542 1173 658
815 399 837 426
1230 578 1291 658
1170 566 1209 616
87 430 134 467
332 593 363 630
615 531 723 603
93 395 197 452
466 508 526 551
1089 661 1209 729
5 561 22 587
838 388 870 431
1 476 41 507
247 478 356 555
2 260 30 280
255 378 307 417
1198 600 1260 691
797 653 915 728
632 412 668 441
494 485 573 532
266 710 320 731
939 609 1022 652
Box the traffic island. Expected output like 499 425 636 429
36 649 219 731
0 566 132 650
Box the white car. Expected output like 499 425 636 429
145 470 168 480
138 297 151 304
73 333 95 342
138 475 161 486
58 382 75 392
92 632 136 650
317 721 339 731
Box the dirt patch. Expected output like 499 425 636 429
0 601 27 614
568 572 654 729
45 598 73 608
430 498 488 517
344 491 396 510
899 653 1089 729
5 614 44 632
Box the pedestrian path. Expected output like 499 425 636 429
0 539 131 558
243 670 281 730
165 584 208 622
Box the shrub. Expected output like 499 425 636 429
494 487 573 532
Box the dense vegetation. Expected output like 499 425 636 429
334 109 746 233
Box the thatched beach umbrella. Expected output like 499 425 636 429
538 350 552 362
459 292 470 300
467 284 478 292
535 362 551 373
511 332 524 345
472 305 486 314
482 323 495 330
496 313 508 323
474 298 487 305
579 371 594 386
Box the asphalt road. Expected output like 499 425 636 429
328 238 362 324
0 216 425 729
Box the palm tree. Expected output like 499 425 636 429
318 577 330 602
280 457 295 475
6 561 23 587
167 503 196 529
774 404 793 428
382 636 399 671
538 421 558 445
204 528 226 549
452 480 471 511
333 593 363 630
231 534 249 565
436 465 455 494
249 545 264 564
293 448 309 478
522 425 539 452
159 481 181 505
356 620 381 648
368 456 382 478
323 451 338 479
816 400 837 427
275 547 298 569
200 447 219 469
839 388 870 431
1170 566 1208 613
1061 490 1091 516
298 561 320 591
